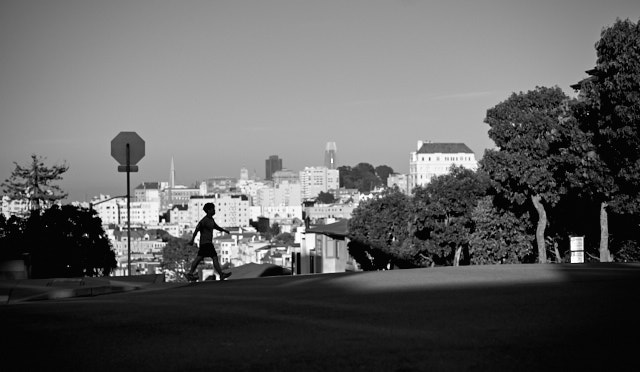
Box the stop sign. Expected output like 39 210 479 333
111 132 145 165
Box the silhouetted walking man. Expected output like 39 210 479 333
185 203 231 281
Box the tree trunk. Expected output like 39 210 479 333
554 244 562 263
531 195 548 263
453 246 462 267
599 201 612 262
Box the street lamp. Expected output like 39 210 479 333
89 195 127 210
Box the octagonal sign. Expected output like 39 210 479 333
111 131 145 165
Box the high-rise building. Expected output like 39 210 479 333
240 168 249 181
188 194 251 228
299 166 339 200
324 142 337 169
255 181 302 208
265 155 283 181
272 169 299 185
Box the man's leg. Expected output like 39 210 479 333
188 256 204 275
212 255 224 276
212 255 231 280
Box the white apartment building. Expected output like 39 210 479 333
148 222 183 238
217 237 237 266
111 235 166 254
169 204 190 227
236 179 268 205
89 195 159 227
215 234 270 267
334 188 360 203
260 205 303 220
255 181 302 208
110 230 166 276
250 205 304 234
134 182 161 202
387 173 410 195
163 185 202 207
204 177 237 194
304 203 357 223
118 201 161 226
188 194 251 228
240 168 249 181
249 206 263 222
272 169 299 185
299 166 339 201
90 195 123 225
1 196 66 218
1 196 29 218
408 141 478 191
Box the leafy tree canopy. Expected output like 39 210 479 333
375 165 394 185
469 196 535 264
348 188 418 270
162 237 196 273
316 191 336 204
339 163 392 192
274 232 295 246
482 86 579 263
483 86 577 206
413 166 489 266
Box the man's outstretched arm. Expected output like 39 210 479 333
214 222 230 235
188 223 201 245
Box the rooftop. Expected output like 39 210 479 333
306 219 349 238
417 143 474 154
135 182 160 190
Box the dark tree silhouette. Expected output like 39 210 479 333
482 86 577 263
572 18 640 261
18 205 116 278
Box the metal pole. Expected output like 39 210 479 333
126 143 131 276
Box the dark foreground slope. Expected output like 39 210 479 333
2 263 639 371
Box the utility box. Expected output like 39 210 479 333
0 259 28 280
570 236 585 263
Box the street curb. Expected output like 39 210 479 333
1 275 164 305
1 283 138 305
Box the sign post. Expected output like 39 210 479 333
111 132 145 276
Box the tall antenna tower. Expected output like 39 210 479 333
170 157 176 188
324 142 337 169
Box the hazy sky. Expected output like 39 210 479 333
1 0 639 202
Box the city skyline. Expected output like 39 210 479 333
1 1 639 202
